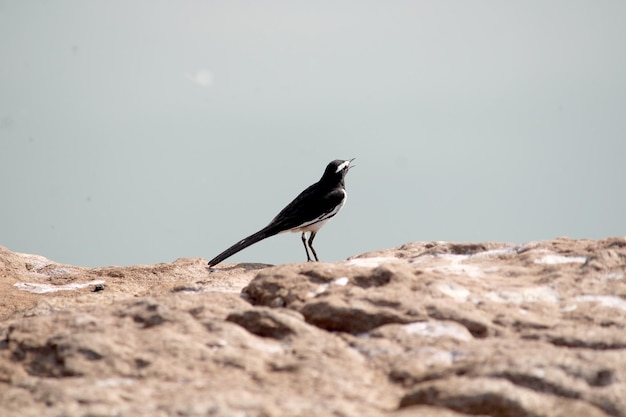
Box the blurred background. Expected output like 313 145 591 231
1 1 625 267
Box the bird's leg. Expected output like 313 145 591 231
307 231 319 262
301 232 313 262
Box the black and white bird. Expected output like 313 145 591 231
208 159 354 267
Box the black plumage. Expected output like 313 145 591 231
208 159 354 267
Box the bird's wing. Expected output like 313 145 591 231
267 185 346 232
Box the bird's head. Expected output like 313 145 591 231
321 158 355 183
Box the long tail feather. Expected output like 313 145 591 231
208 226 278 267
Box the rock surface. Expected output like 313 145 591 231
1 238 626 417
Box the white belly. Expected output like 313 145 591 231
288 189 346 234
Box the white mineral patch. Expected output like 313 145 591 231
307 276 350 298
14 280 105 294
471 247 519 258
345 257 398 267
574 295 626 311
415 348 462 366
95 378 135 388
424 254 486 278
332 277 349 286
534 255 587 265
253 339 283 354
600 272 624 281
307 283 329 298
486 286 560 304
430 253 468 262
403 321 473 341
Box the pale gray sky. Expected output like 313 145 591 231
1 1 625 267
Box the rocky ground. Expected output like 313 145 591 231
1 237 626 417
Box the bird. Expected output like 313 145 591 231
207 159 355 267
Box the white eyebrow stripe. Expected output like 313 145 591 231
335 160 351 173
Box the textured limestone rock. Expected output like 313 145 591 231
1 237 625 416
